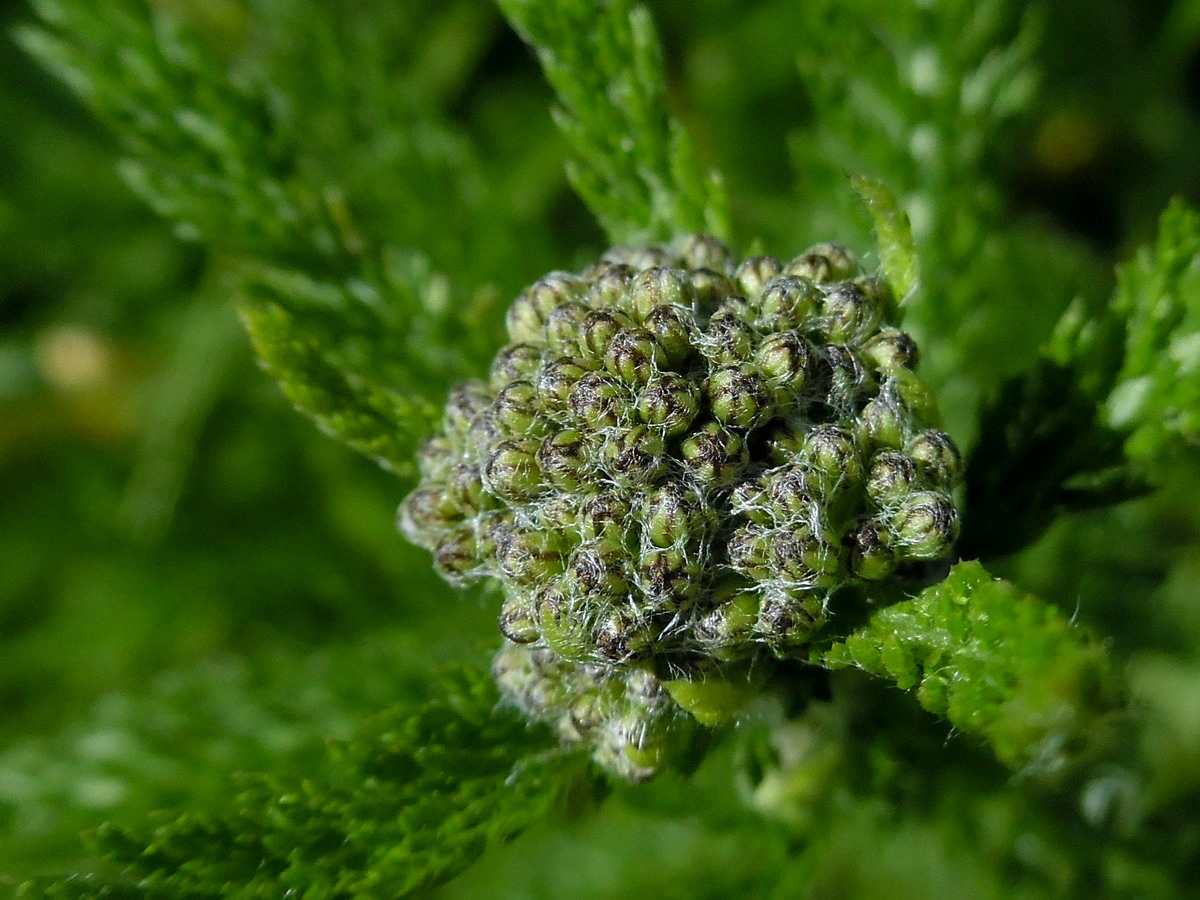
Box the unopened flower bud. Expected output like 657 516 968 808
642 304 698 366
580 309 635 361
536 356 589 412
772 525 842 587
734 255 783 297
756 276 821 331
496 526 565 586
627 267 694 319
568 371 625 427
847 520 896 580
492 379 543 435
579 491 633 542
642 481 710 548
785 243 858 283
755 586 825 651
866 450 918 505
595 608 655 662
820 282 882 344
708 364 775 429
605 329 667 384
637 372 701 437
906 429 963 488
434 526 482 585
861 328 919 375
638 547 703 609
679 233 733 271
490 343 545 389
588 263 637 309
688 268 739 310
727 524 775 580
701 311 757 365
889 490 959 559
544 302 591 355
499 592 540 644
679 420 748 486
484 439 544 501
507 272 587 342
444 380 492 437
567 543 631 599
754 331 815 390
600 424 668 486
538 429 592 491
804 425 863 494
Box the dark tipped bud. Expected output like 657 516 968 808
507 272 587 342
756 276 821 331
907 429 963 488
446 463 486 512
688 268 739 310
416 435 455 480
820 282 882 344
866 450 918 505
889 490 959 559
434 526 482 585
536 584 594 661
708 364 775 429
538 429 592 491
847 520 895 580
679 420 748 487
693 589 759 657
642 305 698 366
734 255 783 297
580 309 635 361
604 329 667 384
588 263 637 309
579 491 633 542
755 586 826 651
600 424 668 486
637 372 701 437
499 592 540 644
785 243 858 283
444 380 492 436
765 465 818 523
727 525 775 580
490 343 544 389
678 233 732 272
496 526 566 586
638 547 703 609
804 425 863 494
536 356 589 412
568 371 626 427
544 302 591 355
862 328 919 374
754 331 814 390
627 267 694 319
595 608 655 662
492 380 543 435
730 479 773 526
398 484 458 545
642 480 710 548
701 311 757 365
483 439 544 502
820 344 871 414
772 525 842 587
859 384 909 450
567 544 630 599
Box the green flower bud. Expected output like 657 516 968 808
906 429 963 488
627 267 694 319
729 478 773 526
642 480 710 548
397 484 458 545
496 526 565 586
637 547 703 609
754 331 815 390
692 588 759 657
595 607 656 662
588 263 637 309
847 520 896 580
483 439 544 502
785 242 858 283
492 379 544 435
568 371 626 427
416 435 456 480
445 462 486 512
679 420 748 487
861 328 919 375
567 543 631 600
889 490 959 560
538 429 592 491
536 356 590 412
755 586 826 651
765 465 818 523
637 372 701 437
866 450 918 506
734 255 783 297
434 525 483 585
490 343 545 389
756 276 821 331
859 387 909 450
688 268 739 310
803 425 863 495
580 309 636 361
444 380 492 437
762 419 806 466
772 525 842 587
819 344 871 415
499 592 540 644
642 304 698 366
707 364 775 429
701 311 757 365
678 233 733 271
820 282 882 344
600 424 668 486
604 328 667 384
727 524 775 580
507 272 587 343
535 584 594 661
544 301 591 355
579 491 634 543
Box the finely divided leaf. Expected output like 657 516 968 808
496 0 728 244
818 562 1123 779
22 668 577 898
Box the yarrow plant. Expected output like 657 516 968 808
8 0 1200 897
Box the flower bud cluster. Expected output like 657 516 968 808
492 641 682 781
400 234 961 778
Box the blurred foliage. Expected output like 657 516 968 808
3 0 1200 896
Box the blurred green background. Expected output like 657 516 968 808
3 0 1200 893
